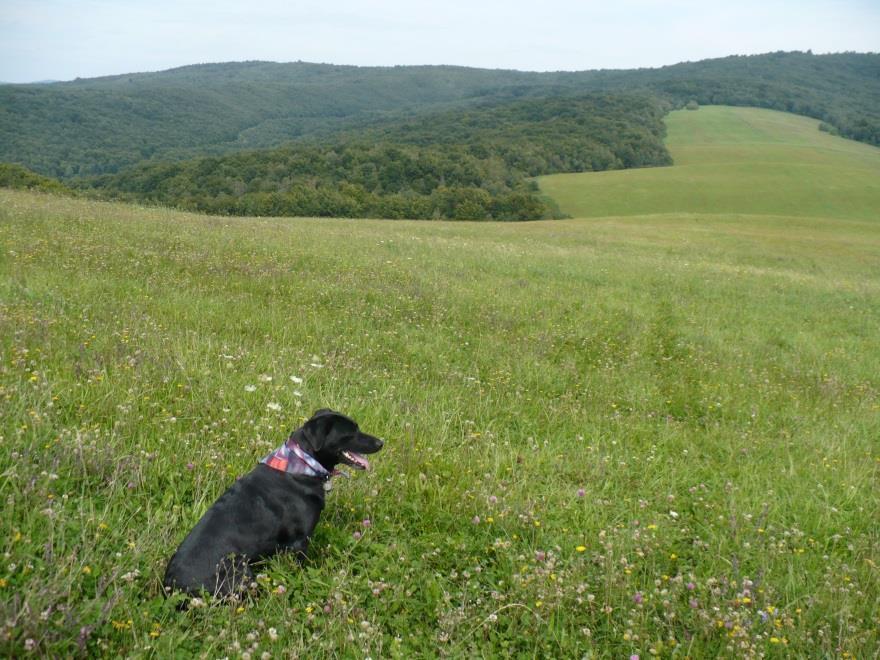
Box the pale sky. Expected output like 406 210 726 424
1 0 878 83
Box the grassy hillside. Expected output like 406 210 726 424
2 183 878 655
2 52 878 177
586 51 880 145
539 106 880 221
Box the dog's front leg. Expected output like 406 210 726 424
277 537 311 562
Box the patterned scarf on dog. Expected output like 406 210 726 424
261 437 329 478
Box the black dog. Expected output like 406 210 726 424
163 409 383 598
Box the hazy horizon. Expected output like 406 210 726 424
1 0 878 84
3 48 879 85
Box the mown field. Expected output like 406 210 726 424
539 106 880 221
1 106 879 658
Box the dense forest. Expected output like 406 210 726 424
0 63 564 178
1 52 878 179
81 95 671 220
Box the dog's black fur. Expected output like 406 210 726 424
163 409 383 598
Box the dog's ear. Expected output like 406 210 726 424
297 410 337 451
299 414 331 453
300 410 357 452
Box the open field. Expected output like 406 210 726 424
2 107 880 657
538 106 880 221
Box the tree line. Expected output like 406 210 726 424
79 94 671 221
0 163 71 194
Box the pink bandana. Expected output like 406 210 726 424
261 437 329 478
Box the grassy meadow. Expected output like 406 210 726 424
1 106 880 657
539 106 880 221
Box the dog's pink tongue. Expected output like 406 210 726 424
342 450 370 470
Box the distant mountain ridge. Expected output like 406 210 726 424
1 51 878 178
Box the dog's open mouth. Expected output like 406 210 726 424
340 450 370 470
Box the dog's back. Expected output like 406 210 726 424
163 465 326 597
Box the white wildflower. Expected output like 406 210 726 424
122 569 141 583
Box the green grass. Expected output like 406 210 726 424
1 107 879 657
539 106 880 221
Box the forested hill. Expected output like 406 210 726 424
0 63 569 178
1 51 878 178
81 94 670 221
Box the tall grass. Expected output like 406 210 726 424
1 185 877 656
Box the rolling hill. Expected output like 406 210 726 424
1 51 878 178
539 105 880 222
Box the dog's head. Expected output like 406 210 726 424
296 409 383 472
